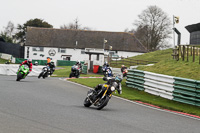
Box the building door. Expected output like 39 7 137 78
63 57 70 61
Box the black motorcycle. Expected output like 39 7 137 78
83 76 122 110
38 65 50 79
69 65 80 78
102 66 113 77
50 67 55 75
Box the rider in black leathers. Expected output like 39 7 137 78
47 61 55 75
94 76 122 95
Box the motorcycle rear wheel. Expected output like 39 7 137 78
97 96 109 110
84 97 92 107
76 74 80 78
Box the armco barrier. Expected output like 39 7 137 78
126 69 145 91
173 77 200 106
144 72 174 100
126 69 200 106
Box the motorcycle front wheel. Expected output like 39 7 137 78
38 72 43 78
69 72 73 78
84 97 92 107
97 96 109 110
16 72 22 81
43 72 48 79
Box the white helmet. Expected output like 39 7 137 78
27 59 32 64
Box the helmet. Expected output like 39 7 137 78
35 61 38 65
104 61 108 65
115 75 122 82
76 60 80 65
27 59 32 64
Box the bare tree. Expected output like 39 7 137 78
133 5 172 51
60 18 92 30
0 21 16 43
4 21 15 36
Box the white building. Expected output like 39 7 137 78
25 27 147 66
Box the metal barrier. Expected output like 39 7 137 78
144 71 174 100
126 69 200 106
173 77 200 106
126 69 145 91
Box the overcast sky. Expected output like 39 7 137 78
1 0 200 46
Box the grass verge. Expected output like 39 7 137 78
68 78 200 116
0 58 8 64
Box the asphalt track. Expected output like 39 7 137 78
0 75 199 133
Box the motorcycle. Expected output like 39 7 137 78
50 67 55 75
83 76 122 110
102 66 113 77
16 64 29 81
38 65 51 79
69 65 80 78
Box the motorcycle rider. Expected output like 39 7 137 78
47 60 55 75
19 59 33 75
95 76 122 95
103 61 109 68
102 61 113 77
76 60 82 69
121 65 127 73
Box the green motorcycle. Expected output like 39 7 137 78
16 64 30 81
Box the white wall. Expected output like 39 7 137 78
117 51 144 58
25 46 105 64
24 46 144 65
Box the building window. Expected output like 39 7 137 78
109 51 115 55
32 47 44 52
58 48 66 53
81 49 85 54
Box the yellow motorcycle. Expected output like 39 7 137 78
83 76 122 110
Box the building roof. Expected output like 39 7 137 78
25 27 147 53
185 23 200 33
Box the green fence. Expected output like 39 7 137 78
57 60 76 66
15 58 47 65
57 60 84 66
15 58 85 66
82 65 88 74
98 66 103 73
